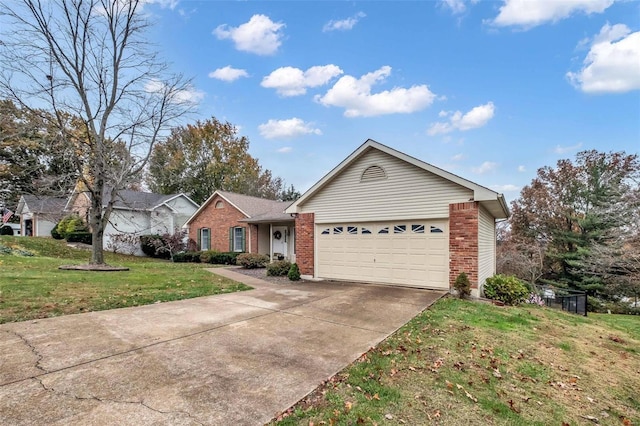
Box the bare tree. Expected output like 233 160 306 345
0 0 195 264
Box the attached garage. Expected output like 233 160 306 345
286 139 509 296
316 221 448 288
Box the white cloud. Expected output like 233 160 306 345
144 79 204 104
452 153 465 161
472 161 498 174
277 147 293 153
208 66 249 82
261 65 343 97
258 118 322 139
517 165 526 172
428 102 495 135
491 184 520 192
323 12 366 32
567 24 640 94
553 142 583 154
441 0 467 14
214 14 285 56
491 0 615 28
315 66 436 117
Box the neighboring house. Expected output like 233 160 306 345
184 191 294 261
15 195 68 237
66 189 199 255
285 139 510 296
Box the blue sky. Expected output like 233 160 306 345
143 0 639 201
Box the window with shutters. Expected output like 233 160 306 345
361 165 387 182
232 227 245 252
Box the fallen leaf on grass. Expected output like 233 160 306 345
493 368 502 378
465 390 478 403
508 399 520 413
344 401 352 413
579 415 599 423
609 335 625 344
446 380 454 389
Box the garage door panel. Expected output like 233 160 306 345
316 221 449 289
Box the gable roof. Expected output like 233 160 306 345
285 139 510 219
185 190 292 225
16 195 68 216
68 188 198 212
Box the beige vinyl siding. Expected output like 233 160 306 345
478 206 496 288
299 149 473 223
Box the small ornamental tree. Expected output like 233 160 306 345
454 272 471 299
288 263 301 281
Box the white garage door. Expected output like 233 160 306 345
316 220 448 289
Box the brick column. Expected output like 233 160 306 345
295 213 314 276
449 202 479 289
249 224 259 253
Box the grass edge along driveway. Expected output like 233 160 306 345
0 236 250 324
273 297 640 426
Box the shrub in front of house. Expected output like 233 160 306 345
56 215 88 239
199 250 239 265
454 272 471 299
0 225 14 235
483 274 529 305
172 251 202 263
267 260 291 276
237 253 269 269
50 223 64 239
288 263 301 281
140 234 170 259
65 231 93 245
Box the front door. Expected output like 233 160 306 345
272 226 288 259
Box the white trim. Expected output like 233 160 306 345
285 139 509 218
151 193 199 211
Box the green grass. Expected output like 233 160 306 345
273 298 640 426
0 236 251 323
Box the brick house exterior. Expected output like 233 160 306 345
287 140 508 296
449 202 479 290
184 191 295 261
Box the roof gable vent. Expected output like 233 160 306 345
361 165 387 182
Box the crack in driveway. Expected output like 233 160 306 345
5 329 47 374
30 377 205 425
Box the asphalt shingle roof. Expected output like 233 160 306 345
104 189 180 210
217 191 292 222
21 195 68 214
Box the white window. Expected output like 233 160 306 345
233 227 245 252
200 228 211 251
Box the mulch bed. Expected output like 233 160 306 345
234 267 309 285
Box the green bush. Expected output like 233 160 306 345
199 250 239 265
0 225 14 236
454 272 471 299
172 251 202 263
267 260 291 276
57 215 88 239
65 231 93 245
288 263 301 281
237 253 269 269
50 223 64 239
483 274 529 305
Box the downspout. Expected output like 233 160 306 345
269 223 273 262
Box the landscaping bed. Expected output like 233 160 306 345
235 266 310 285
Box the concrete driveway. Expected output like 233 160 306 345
0 268 445 425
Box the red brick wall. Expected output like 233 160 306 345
295 213 314 275
449 202 479 289
249 224 259 253
187 195 254 252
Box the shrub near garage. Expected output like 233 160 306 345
267 260 291 276
484 274 529 305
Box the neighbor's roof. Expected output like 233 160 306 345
285 139 510 219
69 188 199 212
16 195 68 215
185 190 292 225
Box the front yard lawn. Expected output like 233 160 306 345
0 236 250 324
274 298 640 425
